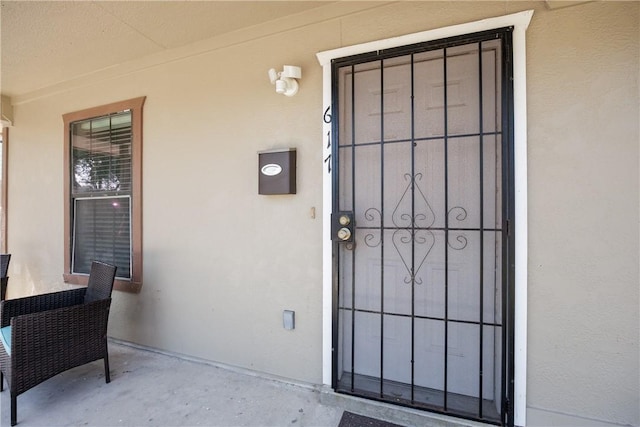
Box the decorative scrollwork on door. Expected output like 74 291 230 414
362 173 468 284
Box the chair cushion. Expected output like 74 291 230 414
0 325 10 355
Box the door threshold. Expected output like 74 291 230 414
320 386 495 427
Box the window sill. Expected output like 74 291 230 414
63 273 142 293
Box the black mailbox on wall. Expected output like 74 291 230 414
258 148 296 195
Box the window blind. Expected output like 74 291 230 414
73 197 131 278
70 111 132 278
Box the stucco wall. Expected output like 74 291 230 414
525 3 639 426
5 2 638 426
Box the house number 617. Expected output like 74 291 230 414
323 106 332 174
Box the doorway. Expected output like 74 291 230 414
331 28 515 425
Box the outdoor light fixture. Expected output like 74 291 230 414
268 65 302 97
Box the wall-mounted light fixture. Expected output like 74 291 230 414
268 65 302 97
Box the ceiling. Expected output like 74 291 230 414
0 1 596 102
0 1 331 99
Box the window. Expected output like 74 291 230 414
63 97 145 292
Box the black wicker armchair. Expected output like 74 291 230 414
0 254 11 301
0 261 117 425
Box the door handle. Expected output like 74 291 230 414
331 211 354 242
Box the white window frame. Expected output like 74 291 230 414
316 10 533 426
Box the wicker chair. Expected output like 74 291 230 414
0 261 117 425
0 254 11 301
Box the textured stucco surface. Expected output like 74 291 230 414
525 2 639 425
4 2 638 426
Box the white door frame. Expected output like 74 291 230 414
317 10 533 426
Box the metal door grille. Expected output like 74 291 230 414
331 28 515 426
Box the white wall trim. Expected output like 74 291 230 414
317 9 532 426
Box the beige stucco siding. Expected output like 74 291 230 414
5 2 639 426
526 2 639 425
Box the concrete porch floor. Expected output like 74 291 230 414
0 341 486 427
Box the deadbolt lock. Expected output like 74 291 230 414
338 215 351 226
331 211 354 242
336 228 351 241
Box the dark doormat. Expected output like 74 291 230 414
338 411 404 427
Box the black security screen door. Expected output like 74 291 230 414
331 28 515 426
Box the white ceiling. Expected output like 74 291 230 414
0 1 330 98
